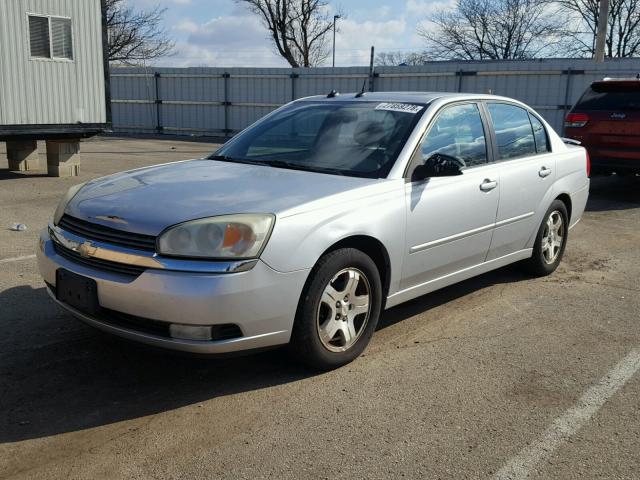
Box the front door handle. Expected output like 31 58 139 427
539 166 552 178
480 179 498 192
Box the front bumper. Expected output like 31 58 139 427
37 227 310 354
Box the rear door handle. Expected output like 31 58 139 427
539 166 552 178
480 179 498 191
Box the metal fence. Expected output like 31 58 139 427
110 58 640 137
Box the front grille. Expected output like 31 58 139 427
58 214 156 252
53 241 146 277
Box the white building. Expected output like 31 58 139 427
0 0 109 176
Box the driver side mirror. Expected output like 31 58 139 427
412 153 464 181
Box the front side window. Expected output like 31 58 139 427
28 15 73 60
213 101 425 178
419 103 488 168
487 103 536 160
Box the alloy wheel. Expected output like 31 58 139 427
316 268 371 352
542 210 564 264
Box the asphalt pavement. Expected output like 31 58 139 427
1 137 638 479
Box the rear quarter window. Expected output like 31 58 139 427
529 114 550 153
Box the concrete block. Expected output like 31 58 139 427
46 140 81 177
6 140 41 171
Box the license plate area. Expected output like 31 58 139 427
56 269 99 315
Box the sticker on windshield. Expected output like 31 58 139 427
375 102 424 114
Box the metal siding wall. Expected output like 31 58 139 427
110 59 640 136
0 0 106 126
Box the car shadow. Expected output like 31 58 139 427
586 174 640 212
0 168 50 180
378 263 529 330
0 264 530 444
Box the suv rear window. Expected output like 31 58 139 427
575 82 640 111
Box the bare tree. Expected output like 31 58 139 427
418 0 565 60
558 0 640 57
375 51 430 66
105 0 175 64
236 0 336 67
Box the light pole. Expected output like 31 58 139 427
332 15 341 67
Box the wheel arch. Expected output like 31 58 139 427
555 192 573 222
318 235 392 304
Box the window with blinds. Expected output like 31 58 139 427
51 18 73 59
28 15 50 58
28 15 73 60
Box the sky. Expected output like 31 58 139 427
131 0 454 67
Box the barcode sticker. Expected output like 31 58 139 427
375 103 424 114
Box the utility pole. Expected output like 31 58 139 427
332 15 340 67
594 0 610 62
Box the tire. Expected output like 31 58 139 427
524 200 569 277
289 248 383 370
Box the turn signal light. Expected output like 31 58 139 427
565 113 589 128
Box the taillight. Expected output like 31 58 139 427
585 149 591 177
565 112 589 128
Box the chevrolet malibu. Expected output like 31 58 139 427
38 92 590 370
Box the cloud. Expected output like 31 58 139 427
156 5 436 67
159 12 287 67
406 0 455 17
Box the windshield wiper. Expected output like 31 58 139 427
211 155 347 176
260 159 347 176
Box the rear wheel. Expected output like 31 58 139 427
524 200 568 276
289 248 382 370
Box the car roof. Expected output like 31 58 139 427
297 91 495 104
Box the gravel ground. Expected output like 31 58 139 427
0 137 638 480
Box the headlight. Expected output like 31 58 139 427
157 214 275 259
53 182 86 225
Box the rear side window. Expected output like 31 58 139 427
576 83 640 111
529 114 549 153
487 103 536 160
419 103 488 168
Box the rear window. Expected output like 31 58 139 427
575 82 640 111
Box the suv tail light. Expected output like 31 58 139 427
565 112 589 128
586 149 591 177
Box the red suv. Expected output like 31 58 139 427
564 78 640 175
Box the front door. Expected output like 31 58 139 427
401 103 500 291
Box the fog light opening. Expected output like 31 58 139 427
169 324 212 341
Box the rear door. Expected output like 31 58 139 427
484 102 556 261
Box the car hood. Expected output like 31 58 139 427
64 159 380 236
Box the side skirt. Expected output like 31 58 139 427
385 249 533 309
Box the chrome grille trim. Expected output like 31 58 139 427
58 215 156 252
48 223 259 274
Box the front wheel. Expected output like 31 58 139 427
289 248 383 370
524 200 569 276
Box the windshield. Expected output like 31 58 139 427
211 101 426 178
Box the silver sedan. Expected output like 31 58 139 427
37 92 590 369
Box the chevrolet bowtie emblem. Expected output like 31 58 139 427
76 241 97 258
